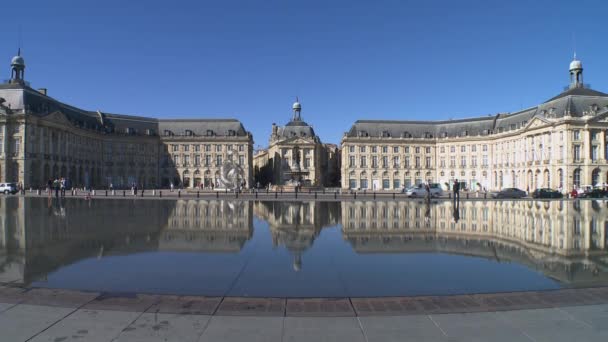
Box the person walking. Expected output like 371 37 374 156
425 182 431 202
60 178 66 197
53 178 60 199
453 179 460 202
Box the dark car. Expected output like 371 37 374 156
492 188 527 199
532 188 563 199
578 189 607 198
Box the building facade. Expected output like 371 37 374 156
342 57 608 192
0 52 253 189
253 101 340 188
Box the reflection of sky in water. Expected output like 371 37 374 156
0 197 605 297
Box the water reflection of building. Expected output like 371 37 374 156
161 200 253 252
254 201 340 270
0 197 253 285
342 200 608 287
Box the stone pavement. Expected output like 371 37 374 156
1 286 608 341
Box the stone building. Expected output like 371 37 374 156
0 51 253 189
342 57 608 192
253 100 339 188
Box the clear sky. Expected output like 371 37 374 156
2 0 607 146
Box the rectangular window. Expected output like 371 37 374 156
404 146 410 153
184 155 190 165
382 146 388 153
592 146 599 161
216 155 222 166
573 130 580 140
195 155 201 165
405 156 410 167
461 146 466 152
360 178 368 189
184 145 189 152
472 156 477 166
372 156 378 167
393 146 399 153
425 147 431 154
415 147 420 154
239 155 245 165
360 146 366 153
450 156 455 167
205 155 210 166
349 146 355 153
471 145 477 152
482 145 488 152
173 154 179 165
349 179 357 189
393 156 399 168
216 145 222 152
360 156 367 167
425 157 431 168
393 179 401 189
382 156 388 168
574 145 581 160
349 156 355 167
440 158 446 167
415 156 420 168
12 138 21 154
304 158 310 168
450 146 455 153
482 155 488 166
172 144 178 152
440 146 445 153
205 145 211 152
382 179 390 189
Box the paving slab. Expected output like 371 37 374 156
82 293 158 312
21 288 99 308
0 304 74 341
0 302 16 313
431 311 532 342
114 312 211 342
499 307 606 342
286 298 355 317
0 285 26 304
216 297 285 316
560 304 608 332
283 316 366 342
29 309 141 342
198 316 283 342
146 295 221 315
359 315 447 342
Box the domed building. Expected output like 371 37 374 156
254 100 338 188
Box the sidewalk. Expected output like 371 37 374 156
1 286 607 341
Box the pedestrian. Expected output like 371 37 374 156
453 179 460 202
425 182 431 202
170 182 174 192
47 179 53 197
570 188 578 199
109 183 114 191
60 178 66 197
53 178 60 198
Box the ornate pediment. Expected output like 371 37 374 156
586 108 608 123
280 136 316 145
40 111 73 127
523 116 551 131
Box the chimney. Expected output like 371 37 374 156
38 88 47 96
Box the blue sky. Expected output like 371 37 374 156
2 0 607 145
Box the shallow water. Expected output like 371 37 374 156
0 197 606 297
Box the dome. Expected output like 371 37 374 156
292 101 301 111
570 59 582 71
11 55 25 67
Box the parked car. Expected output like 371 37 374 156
578 189 608 199
492 188 526 199
532 188 563 199
0 183 18 195
404 183 443 197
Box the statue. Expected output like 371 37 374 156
292 146 301 170
218 150 245 190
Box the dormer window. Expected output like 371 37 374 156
510 124 516 130
206 129 214 136
358 130 368 137
185 129 194 136
402 131 412 138
482 129 489 135
228 129 236 136
300 131 306 136
164 130 173 136
146 129 155 136
461 131 468 137
441 132 448 138
382 130 390 138
424 132 433 139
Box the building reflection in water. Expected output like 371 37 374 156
0 197 252 285
253 201 340 271
1 197 607 289
342 200 608 287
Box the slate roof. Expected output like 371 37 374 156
0 83 250 137
345 86 608 139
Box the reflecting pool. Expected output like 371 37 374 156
0 197 607 297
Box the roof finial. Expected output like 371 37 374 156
17 48 21 57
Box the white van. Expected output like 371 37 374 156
0 183 18 195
